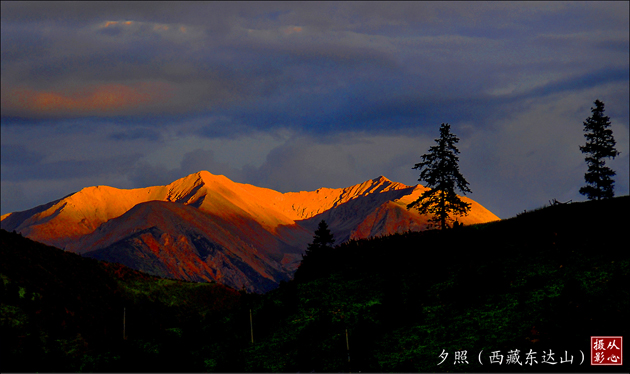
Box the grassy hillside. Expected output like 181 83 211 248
1 196 628 372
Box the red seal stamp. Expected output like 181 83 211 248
591 336 622 365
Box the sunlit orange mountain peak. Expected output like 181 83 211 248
275 175 411 220
1 171 499 292
0 171 214 250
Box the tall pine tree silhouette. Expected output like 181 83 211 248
294 220 335 282
579 100 620 200
407 123 471 230
303 220 334 259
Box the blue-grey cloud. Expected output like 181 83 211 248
1 144 45 166
524 68 630 99
108 127 163 142
1 1 628 219
2 153 143 182
127 148 245 188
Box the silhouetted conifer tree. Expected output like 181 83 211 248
407 123 471 230
304 220 335 259
295 220 335 282
579 100 620 200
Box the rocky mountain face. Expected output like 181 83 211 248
1 171 499 292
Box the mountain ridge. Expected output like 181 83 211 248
1 171 500 291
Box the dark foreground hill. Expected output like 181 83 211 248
245 196 629 372
1 196 628 372
0 229 244 372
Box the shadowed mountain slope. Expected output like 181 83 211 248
81 200 293 292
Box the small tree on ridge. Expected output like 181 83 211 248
579 99 620 200
407 123 471 230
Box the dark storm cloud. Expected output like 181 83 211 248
2 4 246 118
0 3 518 120
0 2 236 28
1 153 143 182
0 144 45 166
127 149 243 188
524 68 630 99
108 127 163 142
1 2 629 218
3 2 627 128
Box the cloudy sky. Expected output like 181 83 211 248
1 2 628 219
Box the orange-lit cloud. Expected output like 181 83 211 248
283 26 303 35
3 82 175 117
100 20 189 34
102 20 133 28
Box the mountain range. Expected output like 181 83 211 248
1 171 499 292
